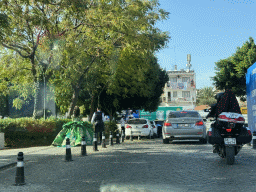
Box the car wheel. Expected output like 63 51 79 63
163 138 169 144
200 138 207 144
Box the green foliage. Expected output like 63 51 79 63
196 87 216 106
1 117 71 148
104 121 118 138
212 37 256 97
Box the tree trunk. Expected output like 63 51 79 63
67 85 80 119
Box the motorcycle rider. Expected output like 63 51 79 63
206 89 242 152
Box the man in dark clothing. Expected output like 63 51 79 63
91 108 105 144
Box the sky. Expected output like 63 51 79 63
155 0 256 89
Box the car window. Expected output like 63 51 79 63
168 112 200 118
127 119 147 124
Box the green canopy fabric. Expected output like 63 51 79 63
52 121 94 147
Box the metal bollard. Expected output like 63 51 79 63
65 138 73 161
138 135 141 140
253 131 256 149
130 131 133 141
102 131 107 148
121 130 125 143
93 133 99 151
116 130 120 144
109 131 114 146
81 136 87 156
14 152 25 186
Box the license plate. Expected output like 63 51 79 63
178 124 189 127
224 138 236 145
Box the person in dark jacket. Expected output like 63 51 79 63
91 108 105 144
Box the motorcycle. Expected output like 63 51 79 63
205 110 252 165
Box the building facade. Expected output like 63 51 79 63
160 54 196 108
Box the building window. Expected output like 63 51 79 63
170 77 177 82
182 91 190 98
173 91 177 98
168 92 171 101
182 77 190 82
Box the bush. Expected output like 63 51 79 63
104 121 118 138
0 117 71 148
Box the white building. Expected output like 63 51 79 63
160 54 196 108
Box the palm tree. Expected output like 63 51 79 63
196 87 216 106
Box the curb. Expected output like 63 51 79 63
0 162 16 171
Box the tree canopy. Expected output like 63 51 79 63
212 37 256 98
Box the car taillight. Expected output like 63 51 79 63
164 122 172 126
226 129 232 132
126 125 132 128
248 130 252 135
142 125 148 128
153 126 156 128
195 121 204 126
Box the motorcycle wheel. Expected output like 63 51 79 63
225 146 235 165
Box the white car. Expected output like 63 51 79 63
125 118 154 139
150 120 158 137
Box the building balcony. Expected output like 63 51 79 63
166 82 196 90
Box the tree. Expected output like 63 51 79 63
212 37 256 98
196 87 216 106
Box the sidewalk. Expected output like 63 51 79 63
0 138 122 171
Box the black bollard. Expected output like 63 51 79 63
81 136 87 156
109 131 114 146
253 131 256 149
130 131 133 141
14 152 25 186
121 130 125 143
116 130 120 144
138 135 141 140
102 131 107 148
65 138 73 161
93 133 98 151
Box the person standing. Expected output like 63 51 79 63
91 108 105 144
120 115 126 138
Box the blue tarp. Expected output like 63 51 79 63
246 62 256 133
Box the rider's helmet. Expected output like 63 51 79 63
215 92 225 103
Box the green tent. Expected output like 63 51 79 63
52 121 94 147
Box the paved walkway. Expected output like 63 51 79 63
0 138 120 171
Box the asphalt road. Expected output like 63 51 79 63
0 138 256 192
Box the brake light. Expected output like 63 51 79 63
153 126 156 128
235 117 245 122
142 125 148 128
195 121 204 126
126 125 132 128
226 129 232 132
248 130 252 135
164 122 172 126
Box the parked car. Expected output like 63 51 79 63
155 120 164 138
150 120 158 137
162 110 207 144
125 118 154 139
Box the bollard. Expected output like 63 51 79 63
81 136 87 156
65 138 73 161
121 130 125 143
116 130 120 144
130 131 133 141
14 152 25 186
253 131 256 149
138 135 141 140
109 131 114 146
93 133 99 151
102 131 107 148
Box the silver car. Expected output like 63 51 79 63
162 110 207 144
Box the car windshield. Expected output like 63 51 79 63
127 119 147 124
168 112 200 118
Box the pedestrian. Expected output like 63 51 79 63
120 115 126 138
91 107 105 144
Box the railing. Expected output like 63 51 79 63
167 81 196 90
